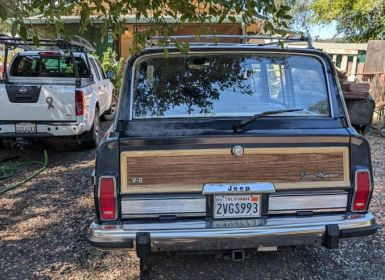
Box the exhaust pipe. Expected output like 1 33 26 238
232 250 245 261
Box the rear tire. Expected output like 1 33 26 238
79 108 100 149
101 94 117 121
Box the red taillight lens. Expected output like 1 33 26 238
99 177 117 220
352 170 371 212
75 90 84 116
38 51 61 56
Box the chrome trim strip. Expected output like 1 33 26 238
120 192 348 217
121 196 206 215
129 51 334 120
122 213 206 219
87 213 376 251
269 194 348 211
268 208 346 214
202 182 275 194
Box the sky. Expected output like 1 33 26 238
309 22 338 39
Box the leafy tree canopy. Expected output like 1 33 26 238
275 0 313 33
0 0 292 44
312 0 385 41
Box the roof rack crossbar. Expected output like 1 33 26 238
0 34 96 52
0 34 95 87
147 34 313 49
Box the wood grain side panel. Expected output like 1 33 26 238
120 147 349 193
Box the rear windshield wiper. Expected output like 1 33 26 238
232 108 304 132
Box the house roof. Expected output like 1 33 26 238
25 15 250 25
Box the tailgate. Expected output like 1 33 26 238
0 84 76 121
119 135 350 194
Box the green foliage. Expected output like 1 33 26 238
0 1 293 45
276 0 314 33
0 21 9 33
312 0 385 41
100 48 124 94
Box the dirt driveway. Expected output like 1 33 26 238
0 125 384 279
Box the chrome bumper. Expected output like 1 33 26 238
87 213 377 254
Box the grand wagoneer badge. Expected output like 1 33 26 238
301 172 340 180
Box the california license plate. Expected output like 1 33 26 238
214 194 261 219
15 122 37 134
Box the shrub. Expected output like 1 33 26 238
100 48 124 94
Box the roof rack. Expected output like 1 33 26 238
147 34 313 49
0 34 96 86
0 34 96 52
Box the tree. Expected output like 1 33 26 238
312 0 385 41
0 1 292 44
275 0 314 33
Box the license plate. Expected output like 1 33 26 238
15 122 37 134
214 194 261 219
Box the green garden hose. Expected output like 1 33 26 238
0 150 48 195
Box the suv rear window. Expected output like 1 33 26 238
132 53 330 119
10 55 90 78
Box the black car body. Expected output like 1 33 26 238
87 38 377 259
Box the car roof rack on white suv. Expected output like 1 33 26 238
0 34 96 87
0 34 96 52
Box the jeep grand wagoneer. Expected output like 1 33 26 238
87 35 377 259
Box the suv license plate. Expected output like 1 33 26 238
15 122 37 134
214 194 261 219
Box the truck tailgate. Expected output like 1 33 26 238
0 84 76 121
118 134 351 194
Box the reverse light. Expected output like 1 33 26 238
352 169 372 212
75 90 84 116
99 176 117 220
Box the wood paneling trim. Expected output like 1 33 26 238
120 147 350 193
122 147 347 157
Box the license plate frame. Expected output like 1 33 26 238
213 218 263 228
213 194 262 219
15 122 37 134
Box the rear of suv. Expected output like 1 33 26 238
87 36 377 258
0 36 116 148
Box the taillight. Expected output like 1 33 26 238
352 170 372 212
99 177 117 220
38 51 62 56
75 90 84 116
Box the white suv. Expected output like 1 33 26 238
0 50 116 148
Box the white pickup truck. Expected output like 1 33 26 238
0 48 116 148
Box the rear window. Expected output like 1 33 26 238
132 53 331 119
10 55 90 78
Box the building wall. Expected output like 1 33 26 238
119 23 243 59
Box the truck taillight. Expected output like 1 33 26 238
99 177 117 221
352 170 372 212
38 51 61 56
75 90 84 116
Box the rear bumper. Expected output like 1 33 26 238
0 122 86 137
86 213 377 254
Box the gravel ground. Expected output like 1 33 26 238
0 127 384 280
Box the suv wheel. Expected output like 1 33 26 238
101 94 117 121
79 108 100 149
